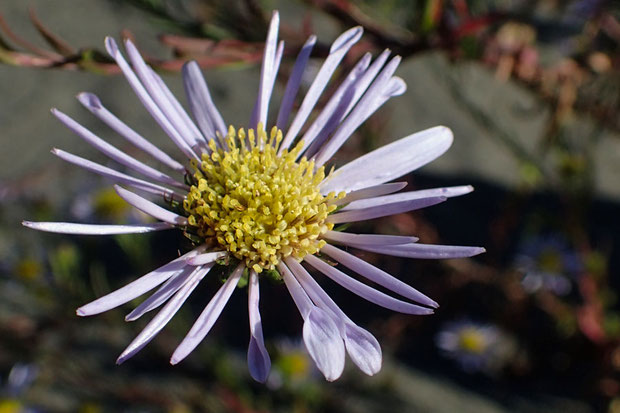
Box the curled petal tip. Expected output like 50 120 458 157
76 307 87 317
104 37 119 56
330 26 363 53
77 92 102 109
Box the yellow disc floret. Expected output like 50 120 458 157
183 124 340 273
458 328 488 354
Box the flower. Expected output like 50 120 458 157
266 338 319 390
436 320 514 374
23 11 484 382
514 234 582 296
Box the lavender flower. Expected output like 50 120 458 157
436 320 514 374
514 234 582 296
23 11 484 382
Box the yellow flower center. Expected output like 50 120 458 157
458 328 488 354
183 125 340 273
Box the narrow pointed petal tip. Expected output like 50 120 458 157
116 354 128 365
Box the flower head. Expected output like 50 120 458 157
436 320 514 374
514 234 582 296
23 11 484 382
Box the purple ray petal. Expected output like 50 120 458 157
320 243 438 308
272 258 383 375
320 126 453 194
77 247 204 316
114 185 188 226
104 37 198 161
284 257 344 323
285 255 381 375
77 93 185 172
330 182 407 206
302 83 357 159
124 39 199 149
385 76 407 96
350 243 486 259
52 148 185 201
343 323 382 375
342 185 474 210
186 251 227 266
303 306 346 381
364 76 407 118
313 55 402 167
298 53 371 156
303 254 433 315
22 221 173 235
279 26 364 152
125 263 214 321
342 49 391 117
326 196 446 224
281 261 347 381
52 108 185 189
303 49 393 160
247 270 271 383
276 35 316 131
251 11 280 129
277 261 314 318
323 231 417 246
117 265 211 364
147 66 207 146
170 263 244 364
182 61 227 140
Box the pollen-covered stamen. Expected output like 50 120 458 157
183 124 342 273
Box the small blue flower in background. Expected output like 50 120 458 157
514 234 582 296
436 320 516 374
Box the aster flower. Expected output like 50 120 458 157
514 234 582 296
436 320 514 374
23 12 484 382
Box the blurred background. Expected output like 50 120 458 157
0 0 619 412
